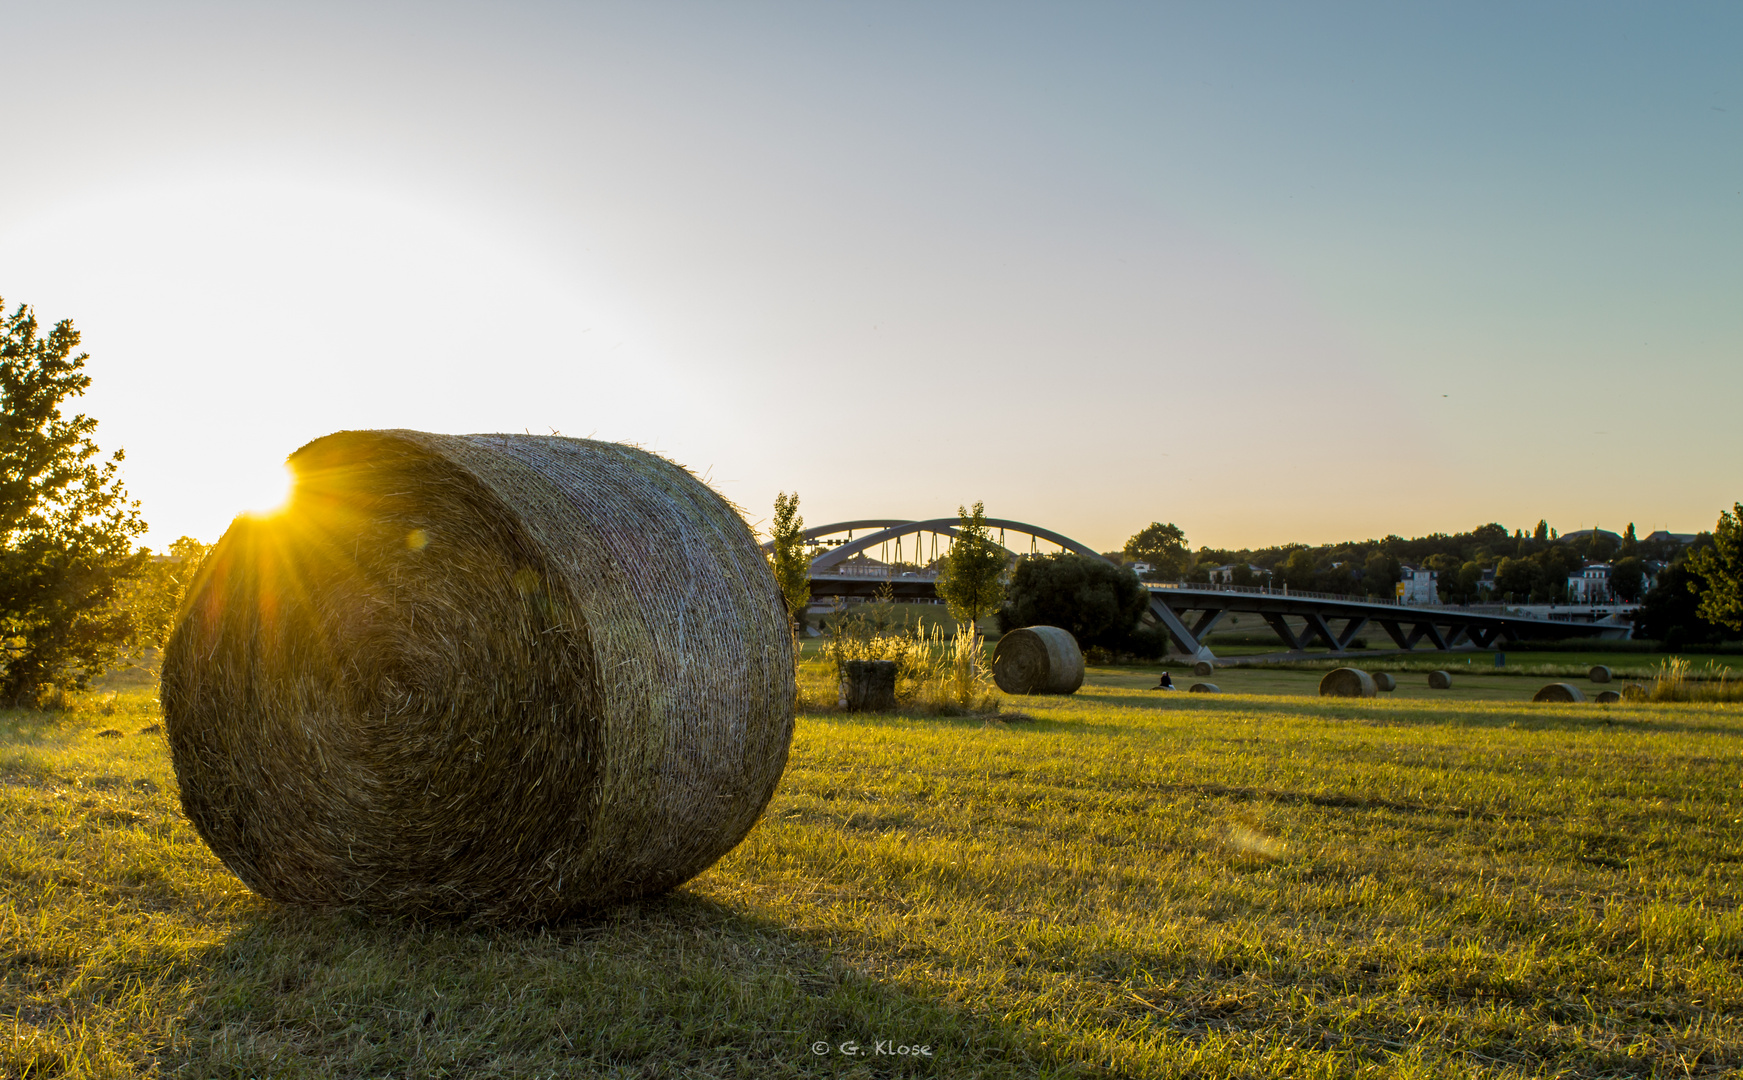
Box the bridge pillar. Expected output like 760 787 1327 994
1148 597 1216 662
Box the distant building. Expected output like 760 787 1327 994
1567 562 1613 603
1645 530 1699 546
1208 563 1265 585
1396 565 1438 605
1128 562 1153 576
1560 528 1623 546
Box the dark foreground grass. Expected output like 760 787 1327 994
2 680 1740 1078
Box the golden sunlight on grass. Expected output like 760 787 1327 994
2 668 1739 1077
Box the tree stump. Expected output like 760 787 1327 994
841 660 897 711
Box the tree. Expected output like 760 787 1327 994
999 554 1146 650
1280 549 1317 591
118 536 212 654
766 492 810 635
1636 562 1726 646
1122 522 1190 580
1362 551 1399 597
1687 503 1743 632
1 299 147 704
1610 555 1646 603
1494 556 1540 602
934 501 1006 636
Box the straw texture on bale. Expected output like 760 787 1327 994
1427 670 1453 690
1192 661 1215 677
161 430 795 923
1189 682 1220 693
1588 665 1613 684
1533 682 1587 703
991 626 1084 695
1621 683 1649 701
1373 672 1397 692
1318 668 1377 698
1595 689 1622 703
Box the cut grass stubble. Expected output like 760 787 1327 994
3 680 1741 1078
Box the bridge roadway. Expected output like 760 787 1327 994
806 573 1628 661
784 517 1630 663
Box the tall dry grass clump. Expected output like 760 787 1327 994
1647 657 1743 703
816 605 998 714
160 430 795 923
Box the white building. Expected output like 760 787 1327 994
1396 565 1438 605
1567 562 1612 603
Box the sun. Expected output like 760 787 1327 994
239 460 297 518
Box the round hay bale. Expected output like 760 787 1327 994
1595 689 1622 703
1192 660 1215 677
1188 682 1220 693
1532 682 1587 703
1427 670 1452 690
1588 665 1613 684
1620 683 1649 701
1373 672 1397 692
1318 668 1377 698
991 626 1084 695
161 430 794 923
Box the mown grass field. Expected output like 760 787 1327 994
3 672 1740 1078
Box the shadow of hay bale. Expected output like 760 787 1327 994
162 431 795 923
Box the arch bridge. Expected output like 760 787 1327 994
767 517 1631 663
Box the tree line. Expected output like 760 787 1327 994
2 300 209 705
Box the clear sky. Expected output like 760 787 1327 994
2 2 1738 553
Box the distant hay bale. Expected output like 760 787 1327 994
161 430 794 923
991 626 1084 695
1318 668 1377 698
1192 661 1215 677
1595 690 1622 703
1373 672 1397 692
1533 682 1587 703
1189 682 1220 693
1620 683 1649 701
1427 670 1452 690
1588 665 1613 684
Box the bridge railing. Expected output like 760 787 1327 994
816 566 940 580
1148 581 1527 616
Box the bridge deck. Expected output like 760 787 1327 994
805 575 1630 659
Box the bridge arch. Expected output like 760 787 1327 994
793 518 1106 572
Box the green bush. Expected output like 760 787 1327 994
998 554 1146 652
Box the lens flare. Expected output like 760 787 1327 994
240 461 296 518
